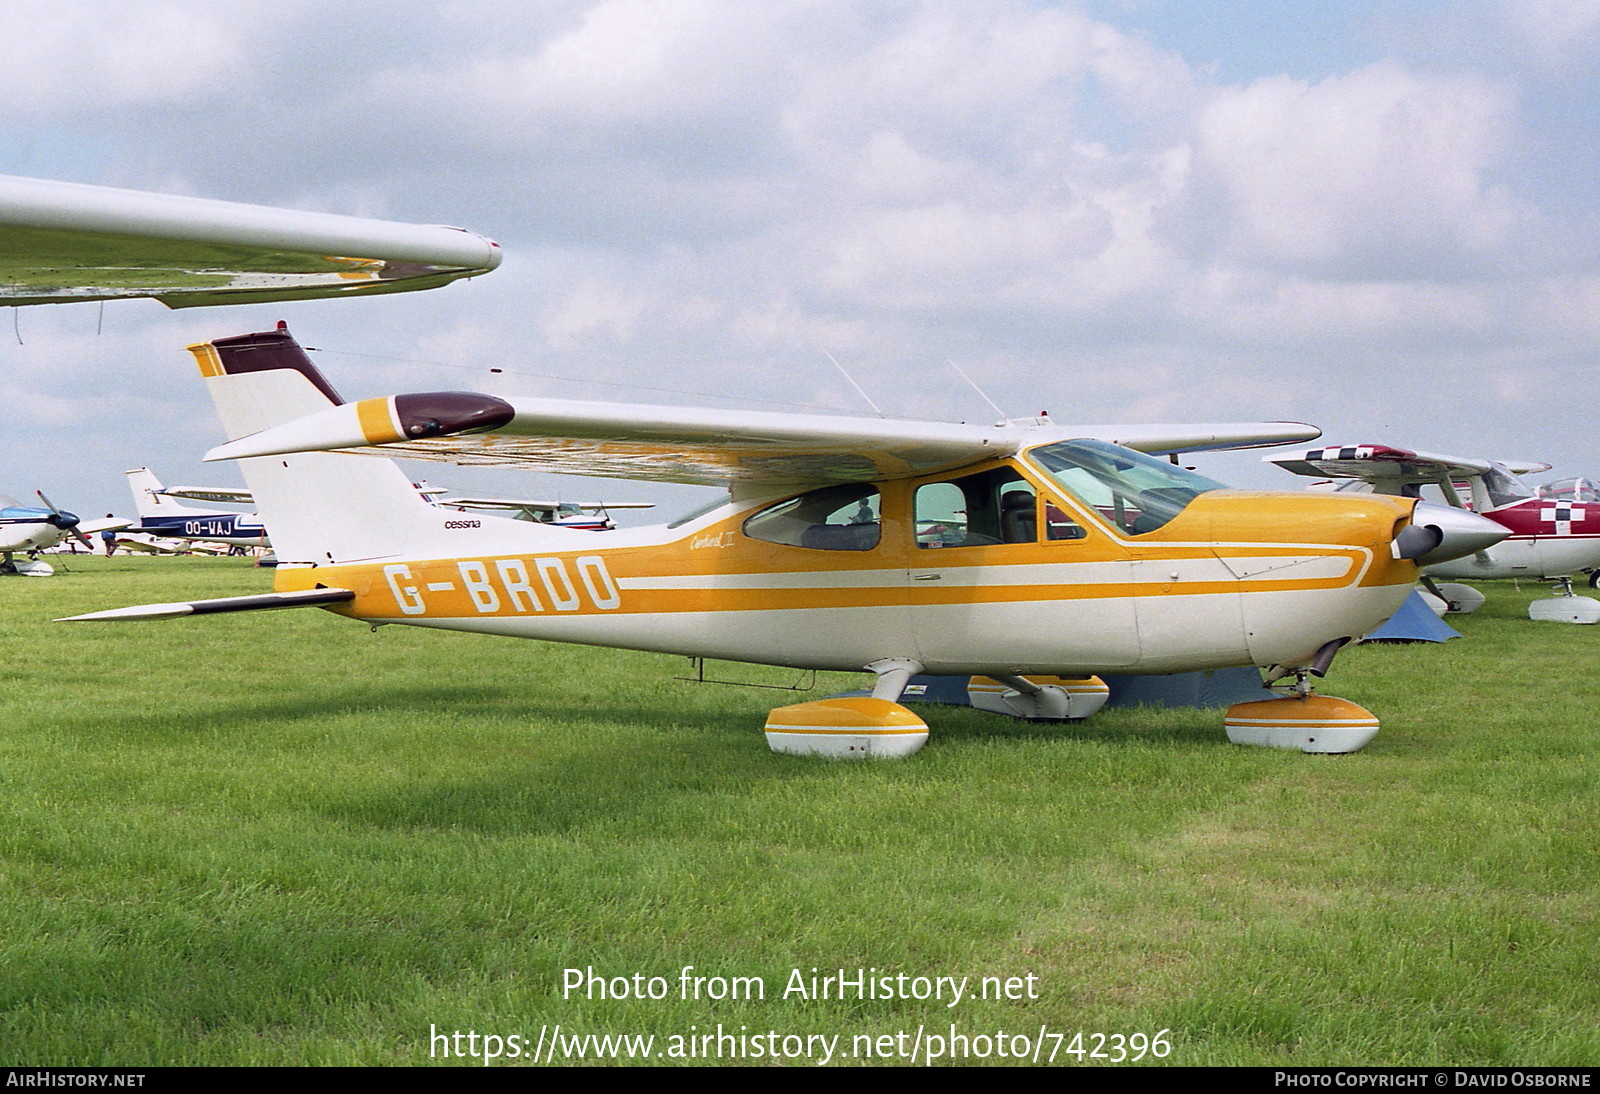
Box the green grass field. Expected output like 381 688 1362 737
2 556 1596 1066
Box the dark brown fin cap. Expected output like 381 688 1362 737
209 324 344 405
394 392 515 438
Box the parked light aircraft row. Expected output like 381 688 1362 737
0 173 1512 755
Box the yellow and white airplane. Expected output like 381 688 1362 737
62 325 1508 756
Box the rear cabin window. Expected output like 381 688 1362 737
743 483 881 551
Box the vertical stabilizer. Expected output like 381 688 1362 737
124 468 214 519
191 325 438 565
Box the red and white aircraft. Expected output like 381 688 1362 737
1269 445 1600 623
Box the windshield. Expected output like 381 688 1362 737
1481 462 1535 509
1026 439 1226 536
1539 477 1600 503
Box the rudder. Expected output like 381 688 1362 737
191 324 438 566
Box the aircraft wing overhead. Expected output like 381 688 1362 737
0 174 501 308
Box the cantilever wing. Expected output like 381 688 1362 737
160 486 255 505
0 174 500 308
1269 445 1551 490
206 385 1321 490
434 496 656 512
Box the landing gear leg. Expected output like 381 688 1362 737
866 657 924 702
965 674 1111 720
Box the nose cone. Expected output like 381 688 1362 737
1398 502 1508 566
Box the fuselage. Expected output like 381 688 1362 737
0 504 76 554
274 452 1424 677
1425 496 1600 580
131 512 268 548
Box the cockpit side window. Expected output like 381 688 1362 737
915 467 1037 547
1026 439 1225 536
743 483 881 550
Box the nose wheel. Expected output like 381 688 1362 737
1229 639 1379 753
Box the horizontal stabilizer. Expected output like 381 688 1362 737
79 517 133 535
161 486 254 505
59 588 353 623
433 496 655 512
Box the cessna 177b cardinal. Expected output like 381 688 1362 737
1270 445 1600 623
62 327 1506 756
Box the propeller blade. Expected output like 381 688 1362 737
35 490 87 541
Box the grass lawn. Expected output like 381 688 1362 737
1 556 1596 1066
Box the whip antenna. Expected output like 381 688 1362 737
824 349 884 417
949 359 1007 420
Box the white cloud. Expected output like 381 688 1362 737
0 3 297 116
4 1 1600 512
1497 0 1600 67
1191 62 1523 275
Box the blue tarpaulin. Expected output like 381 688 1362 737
1361 589 1461 643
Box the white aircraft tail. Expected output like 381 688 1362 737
191 325 441 565
124 467 214 519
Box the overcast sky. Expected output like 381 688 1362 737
3 0 1598 521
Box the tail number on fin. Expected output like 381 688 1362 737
383 557 621 617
